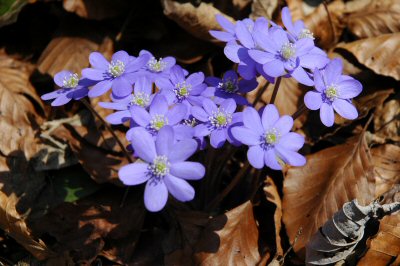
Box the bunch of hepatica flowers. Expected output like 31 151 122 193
41 7 362 212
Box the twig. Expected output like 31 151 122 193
270 77 282 105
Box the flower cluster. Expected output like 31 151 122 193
41 7 362 211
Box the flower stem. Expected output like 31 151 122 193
252 80 270 107
80 98 133 163
270 77 281 105
292 103 307 120
206 161 251 211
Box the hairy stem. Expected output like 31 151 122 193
252 80 270 106
292 103 307 120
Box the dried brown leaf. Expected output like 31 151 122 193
194 201 261 265
374 99 400 142
62 0 130 20
304 0 346 50
162 0 234 42
336 33 400 80
0 53 44 159
371 144 400 197
264 176 283 256
246 77 307 129
250 0 279 20
283 134 376 258
346 0 400 39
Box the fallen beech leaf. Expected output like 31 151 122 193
32 188 145 264
51 110 130 184
374 99 400 142
306 199 400 265
162 0 234 42
62 0 130 20
0 156 53 260
38 37 100 77
246 77 307 129
250 0 279 20
0 53 45 159
264 176 283 256
371 144 400 197
304 0 346 49
336 33 400 80
286 0 305 21
194 201 261 265
282 134 376 257
346 0 400 39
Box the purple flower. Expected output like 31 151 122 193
156 65 207 111
82 50 149 98
209 14 236 42
304 59 362 127
135 50 176 83
231 105 306 169
127 94 193 140
119 126 205 212
248 26 329 86
99 77 153 125
204 70 258 105
41 70 91 106
281 7 314 41
192 98 242 148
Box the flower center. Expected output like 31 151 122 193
262 128 281 148
298 29 314 39
183 117 198 127
109 60 125 77
148 155 170 178
325 85 338 101
130 92 150 107
149 114 168 131
218 80 238 93
174 81 192 101
62 73 79 88
147 57 167 72
280 42 296 60
209 109 232 129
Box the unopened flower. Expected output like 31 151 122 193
231 105 306 169
41 70 92 106
82 51 150 98
192 98 242 148
204 70 258 105
304 59 362 127
119 126 205 212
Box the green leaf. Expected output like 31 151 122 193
0 0 29 27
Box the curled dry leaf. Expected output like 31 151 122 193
264 176 283 256
357 186 400 266
304 0 346 50
0 53 45 159
0 156 53 260
374 99 400 142
371 144 400 197
306 199 400 265
346 0 400 39
250 0 279 20
246 77 306 129
336 33 400 81
161 0 234 42
194 201 261 265
282 134 376 258
62 0 130 20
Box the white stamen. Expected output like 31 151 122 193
62 73 79 88
108 60 125 77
